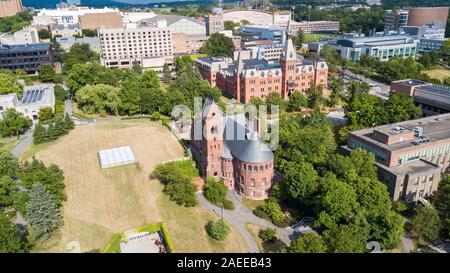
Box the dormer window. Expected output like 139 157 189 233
211 125 217 134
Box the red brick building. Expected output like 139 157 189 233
196 28 328 104
190 99 274 200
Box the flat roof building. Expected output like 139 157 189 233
342 113 450 203
0 84 55 121
331 35 419 61
98 26 173 70
406 7 449 27
391 79 450 117
0 43 53 74
78 11 122 30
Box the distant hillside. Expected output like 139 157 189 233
23 0 208 9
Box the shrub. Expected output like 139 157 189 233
254 199 288 227
222 199 234 210
206 218 230 241
203 177 227 205
259 228 277 242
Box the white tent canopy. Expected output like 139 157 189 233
98 146 136 169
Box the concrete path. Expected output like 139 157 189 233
64 98 73 116
197 191 297 253
11 131 33 158
401 236 415 253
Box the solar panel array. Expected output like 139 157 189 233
21 89 44 104
98 146 136 169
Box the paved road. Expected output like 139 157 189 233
11 131 33 158
342 70 390 100
65 98 73 116
197 191 296 253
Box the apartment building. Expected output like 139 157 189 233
0 43 53 74
391 80 450 117
342 114 450 203
98 26 173 70
0 0 23 18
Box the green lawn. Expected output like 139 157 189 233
304 33 339 43
423 68 450 81
242 198 265 211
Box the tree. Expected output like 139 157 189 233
163 179 198 207
306 84 324 109
75 84 121 115
25 183 63 240
175 56 194 75
203 177 228 205
38 64 57 83
140 70 161 90
0 176 16 207
259 228 277 242
38 107 54 122
383 92 422 124
287 91 307 112
279 159 319 205
82 29 97 37
435 176 450 217
206 218 230 241
131 60 142 75
199 33 235 57
0 109 32 138
63 43 99 72
292 29 305 47
0 213 31 253
286 233 327 253
54 85 68 102
265 92 287 113
0 73 22 96
64 114 74 130
163 63 171 83
119 80 141 115
323 224 367 253
20 159 66 207
412 205 441 242
33 123 47 145
0 148 18 178
38 29 52 40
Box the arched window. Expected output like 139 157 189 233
253 166 257 171
250 179 255 187
243 164 246 170
265 164 268 170
262 178 267 186
259 166 264 171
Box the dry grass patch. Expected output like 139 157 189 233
30 119 247 253
246 223 285 253
423 68 450 81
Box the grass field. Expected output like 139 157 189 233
241 198 265 211
28 119 247 253
304 33 339 43
423 68 450 81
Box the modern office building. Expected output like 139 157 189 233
0 43 53 74
98 26 173 70
401 22 446 40
0 0 23 18
384 9 409 33
342 113 450 203
292 21 340 34
331 35 419 62
418 38 448 53
78 12 122 30
240 25 286 41
205 13 224 36
196 27 328 104
406 7 449 27
0 84 55 121
390 80 450 117
190 98 274 200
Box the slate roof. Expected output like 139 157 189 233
194 99 274 163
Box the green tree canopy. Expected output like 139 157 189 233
206 218 230 241
286 232 327 253
0 213 31 253
0 148 18 178
0 72 22 96
38 29 52 40
74 84 121 116
199 33 235 57
63 43 99 72
412 205 441 242
0 109 32 137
